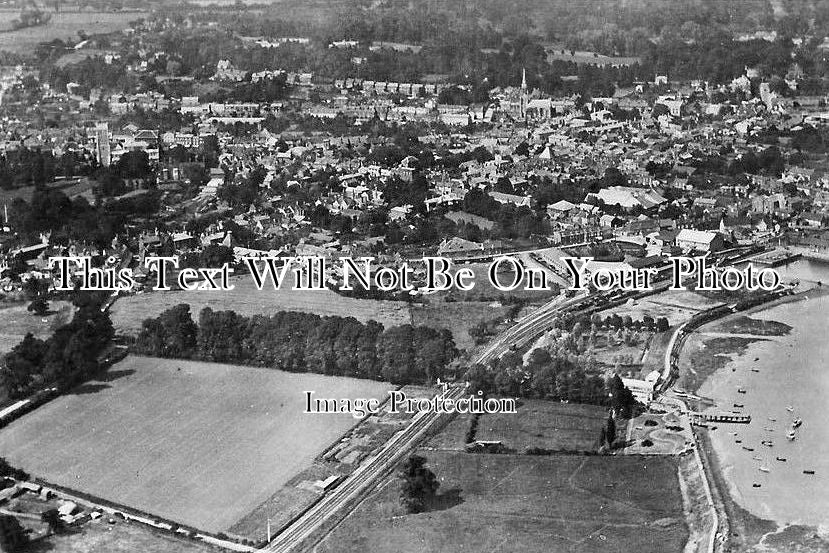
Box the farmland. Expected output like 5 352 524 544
0 11 145 54
313 450 688 553
0 355 391 533
110 274 413 335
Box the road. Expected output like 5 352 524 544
261 385 466 553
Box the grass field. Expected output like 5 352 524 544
476 400 611 453
0 300 74 357
110 274 413 335
313 450 687 553
0 11 145 54
410 301 510 351
0 355 390 533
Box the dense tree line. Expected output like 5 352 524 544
134 304 457 385
8 186 159 247
463 349 637 417
0 306 114 399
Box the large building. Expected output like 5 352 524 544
674 229 724 253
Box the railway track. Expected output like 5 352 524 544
261 385 465 552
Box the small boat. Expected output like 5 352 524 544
752 483 762 488
786 406 794 412
792 418 802 429
733 403 744 408
735 439 742 444
751 368 759 372
759 467 770 473
776 457 786 462
804 470 815 475
754 357 759 361
742 446 754 451
761 440 774 447
786 431 796 441
737 388 747 394
764 427 775 432
768 417 777 422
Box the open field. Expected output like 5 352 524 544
546 50 641 66
604 290 723 326
110 274 413 335
313 450 687 553
411 300 510 351
0 11 145 54
0 300 74 357
476 400 611 453
0 355 391 533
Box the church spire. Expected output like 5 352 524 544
520 67 528 119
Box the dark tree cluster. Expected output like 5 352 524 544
399 454 439 514
0 307 114 399
134 304 457 385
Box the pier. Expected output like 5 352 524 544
749 248 801 267
688 411 752 424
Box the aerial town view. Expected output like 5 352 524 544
0 0 827 552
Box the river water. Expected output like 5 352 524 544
697 258 829 529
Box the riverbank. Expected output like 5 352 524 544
697 428 829 552
676 285 829 399
679 286 829 552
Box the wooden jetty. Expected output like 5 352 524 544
689 411 751 424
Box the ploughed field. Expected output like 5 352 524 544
0 355 390 533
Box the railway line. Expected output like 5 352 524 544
261 385 465 553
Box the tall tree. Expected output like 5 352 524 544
399 455 439 514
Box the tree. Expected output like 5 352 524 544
605 413 616 445
607 374 636 419
27 298 49 316
136 304 198 358
41 508 64 534
0 514 27 552
399 455 439 513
